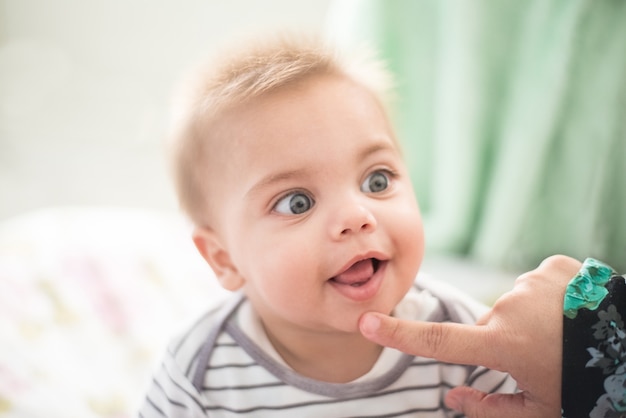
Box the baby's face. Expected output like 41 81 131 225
205 74 424 334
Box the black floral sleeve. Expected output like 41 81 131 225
562 258 626 418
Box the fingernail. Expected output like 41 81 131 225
359 313 381 336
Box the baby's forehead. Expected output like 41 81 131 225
219 77 394 144
202 74 398 159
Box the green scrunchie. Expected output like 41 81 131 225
563 258 618 319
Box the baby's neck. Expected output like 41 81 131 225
264 325 384 383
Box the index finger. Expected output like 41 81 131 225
359 312 496 369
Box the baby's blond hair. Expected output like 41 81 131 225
168 34 393 226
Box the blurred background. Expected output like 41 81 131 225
0 0 333 220
0 1 625 416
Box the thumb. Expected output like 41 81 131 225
446 387 545 418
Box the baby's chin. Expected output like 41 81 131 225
351 306 395 333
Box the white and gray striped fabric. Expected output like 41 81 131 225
138 276 516 418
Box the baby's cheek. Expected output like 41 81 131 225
397 213 424 276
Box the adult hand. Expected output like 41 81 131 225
359 255 582 418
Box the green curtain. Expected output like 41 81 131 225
326 0 626 273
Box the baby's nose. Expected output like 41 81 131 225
331 202 377 239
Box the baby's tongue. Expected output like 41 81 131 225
333 259 374 285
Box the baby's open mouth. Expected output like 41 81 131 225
331 258 381 287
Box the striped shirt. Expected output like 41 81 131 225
138 276 516 417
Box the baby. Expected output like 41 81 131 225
139 35 516 417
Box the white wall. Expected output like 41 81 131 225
0 0 333 220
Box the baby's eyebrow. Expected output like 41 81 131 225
358 141 396 160
245 169 308 199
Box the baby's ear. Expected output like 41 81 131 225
192 227 245 291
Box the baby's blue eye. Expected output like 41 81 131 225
274 192 314 215
361 171 389 193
